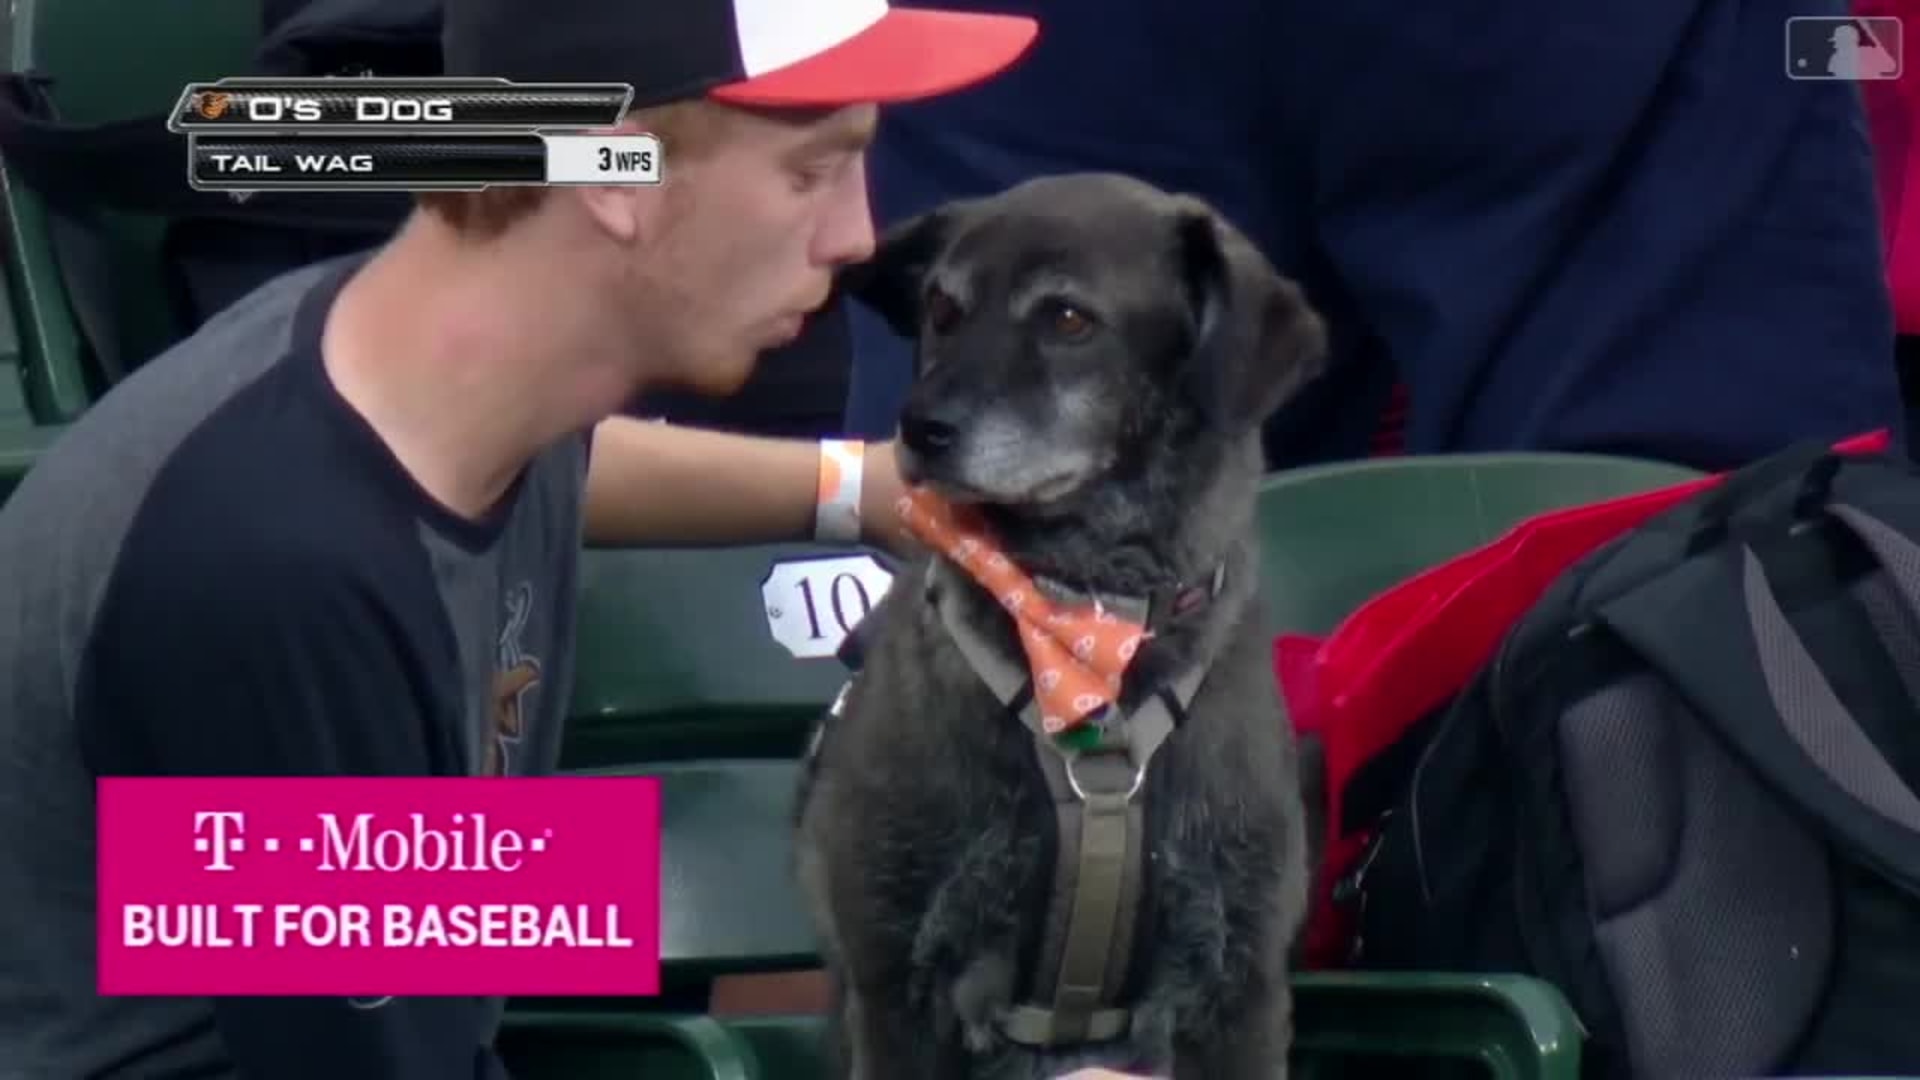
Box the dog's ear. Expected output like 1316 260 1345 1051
838 207 956 338
1173 202 1328 432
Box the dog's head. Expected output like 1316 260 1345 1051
843 173 1326 512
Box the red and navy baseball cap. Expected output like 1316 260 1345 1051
443 0 1039 109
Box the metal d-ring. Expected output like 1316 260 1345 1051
1064 752 1146 804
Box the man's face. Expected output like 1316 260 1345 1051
636 104 878 395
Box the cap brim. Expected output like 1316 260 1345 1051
708 9 1038 107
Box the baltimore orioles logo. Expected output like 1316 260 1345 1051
191 91 231 120
484 583 543 776
485 661 540 777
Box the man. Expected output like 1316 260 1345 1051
842 0 1904 470
0 0 1035 1074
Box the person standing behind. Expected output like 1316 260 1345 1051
843 0 1904 471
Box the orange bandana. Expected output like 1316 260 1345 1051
896 489 1150 737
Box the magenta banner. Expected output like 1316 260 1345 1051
96 776 660 997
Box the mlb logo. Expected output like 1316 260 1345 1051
1786 16 1902 80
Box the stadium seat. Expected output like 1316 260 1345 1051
565 543 883 766
724 1015 832 1079
0 254 58 505
497 1012 761 1080
1291 972 1584 1080
574 759 818 977
0 421 58 507
713 971 1586 1080
1254 451 1703 637
525 544 872 1010
2 0 259 420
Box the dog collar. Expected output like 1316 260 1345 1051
1031 563 1228 635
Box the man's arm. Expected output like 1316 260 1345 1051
77 544 493 1078
79 548 450 778
583 417 911 552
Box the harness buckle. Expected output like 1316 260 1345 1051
1064 751 1146 804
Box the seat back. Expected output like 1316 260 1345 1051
3 0 260 420
712 970 1586 1079
575 759 818 977
497 1013 760 1080
1291 972 1584 1080
559 545 876 977
0 254 57 505
725 1016 831 1079
565 544 886 767
1254 452 1703 638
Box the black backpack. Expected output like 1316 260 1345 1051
1347 443 1920 1078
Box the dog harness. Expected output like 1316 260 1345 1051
924 555 1224 1048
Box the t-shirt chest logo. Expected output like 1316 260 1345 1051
485 581 542 777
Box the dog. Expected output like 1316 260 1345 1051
794 173 1327 1080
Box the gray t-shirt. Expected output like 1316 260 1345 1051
0 256 585 1077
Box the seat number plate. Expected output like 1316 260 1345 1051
761 555 895 659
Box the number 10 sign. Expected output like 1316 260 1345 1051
760 554 897 659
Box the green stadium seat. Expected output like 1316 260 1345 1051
724 1015 831 1079
716 970 1586 1080
573 759 818 977
3 0 259 420
1292 972 1585 1080
535 544 874 1003
565 543 882 767
1255 452 1703 637
0 422 59 507
0 247 58 505
497 1012 761 1080
1 162 89 422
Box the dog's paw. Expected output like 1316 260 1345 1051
1127 997 1176 1052
951 952 1016 1054
961 1020 998 1057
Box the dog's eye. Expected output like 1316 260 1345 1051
1038 299 1096 342
925 286 963 335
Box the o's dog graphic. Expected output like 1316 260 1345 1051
193 91 231 119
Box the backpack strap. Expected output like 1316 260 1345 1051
0 0 431 229
1595 457 1920 893
0 73 409 230
1678 440 1846 555
0 70 411 378
254 0 443 79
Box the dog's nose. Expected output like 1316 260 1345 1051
898 409 959 459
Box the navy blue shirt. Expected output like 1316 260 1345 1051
0 258 586 1077
845 0 1905 471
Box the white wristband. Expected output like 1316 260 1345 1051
813 439 865 544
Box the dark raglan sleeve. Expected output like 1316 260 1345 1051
75 523 499 1077
77 535 449 779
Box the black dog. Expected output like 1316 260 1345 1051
796 173 1326 1079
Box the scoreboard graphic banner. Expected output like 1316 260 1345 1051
188 134 663 191
172 78 658 192
170 79 632 131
